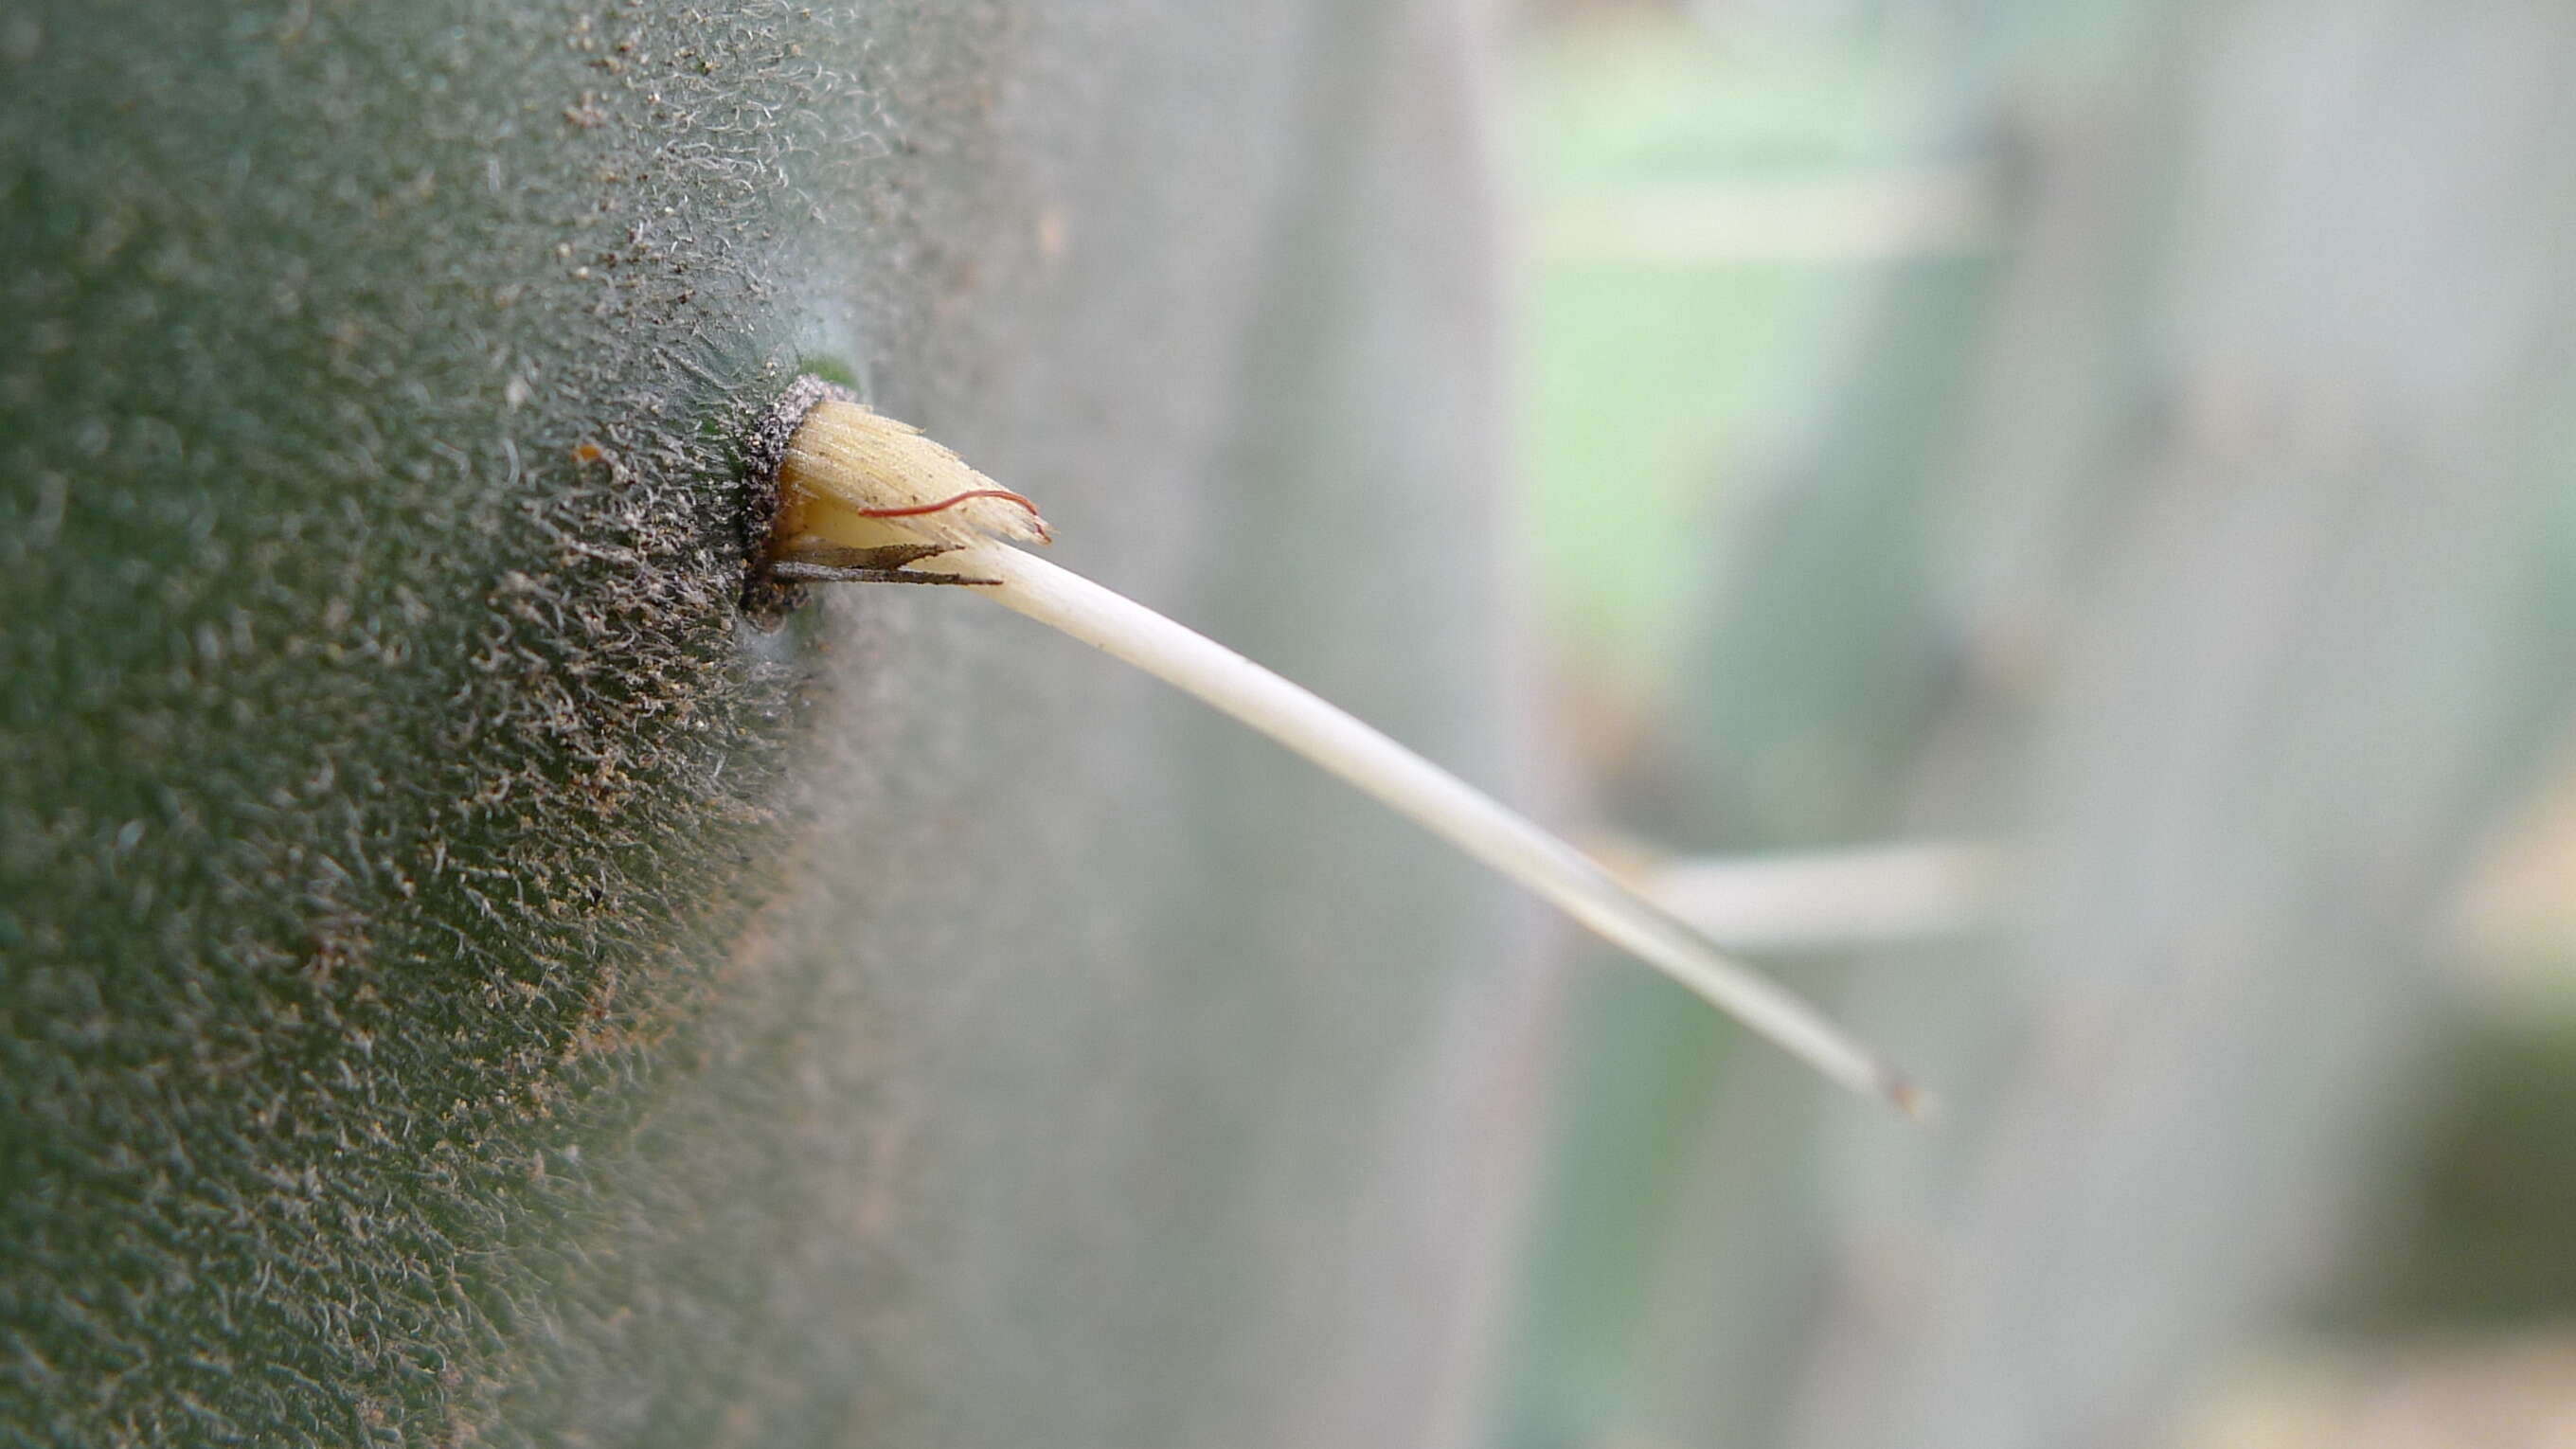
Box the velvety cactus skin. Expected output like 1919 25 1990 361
0 5 860 1440
2 3 1530 1445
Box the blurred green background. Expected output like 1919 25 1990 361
1515 6 1952 733
1502 5 2576 1447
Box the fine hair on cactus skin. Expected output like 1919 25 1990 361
752 382 1928 1117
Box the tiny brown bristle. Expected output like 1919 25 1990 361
1886 1072 1941 1124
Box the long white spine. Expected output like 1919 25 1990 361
922 542 1921 1113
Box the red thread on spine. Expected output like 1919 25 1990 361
854 488 1050 541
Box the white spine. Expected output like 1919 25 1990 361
924 542 1920 1112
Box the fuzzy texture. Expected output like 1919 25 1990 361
1 1 1533 1446
738 375 866 627
0 2 890 1439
